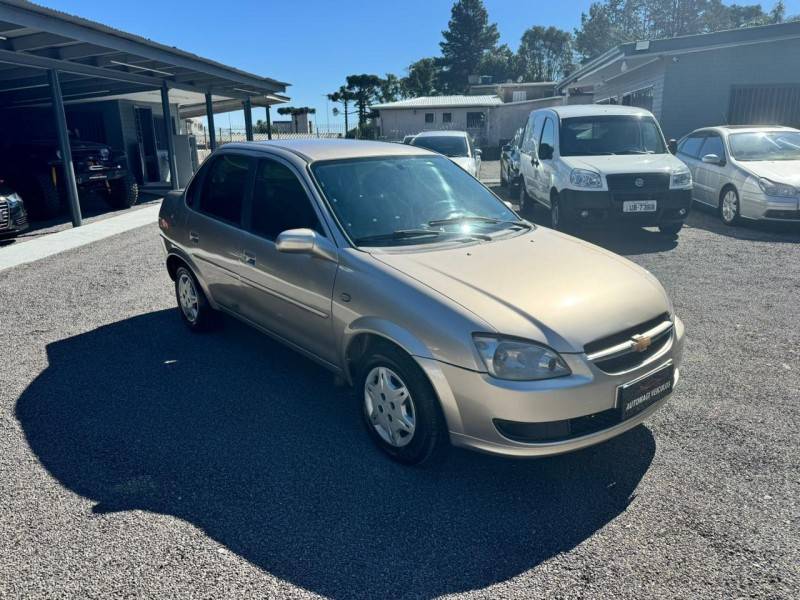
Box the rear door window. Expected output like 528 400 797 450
197 154 251 225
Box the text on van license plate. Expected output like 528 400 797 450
623 200 657 212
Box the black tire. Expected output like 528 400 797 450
518 183 532 216
658 222 683 235
357 344 448 466
21 172 62 220
500 164 507 187
174 266 219 332
719 186 740 226
107 173 139 209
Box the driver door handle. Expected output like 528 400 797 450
189 231 199 243
243 250 256 266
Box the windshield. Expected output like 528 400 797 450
411 136 469 157
729 131 800 161
560 116 667 156
311 155 523 246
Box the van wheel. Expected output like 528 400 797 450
23 172 62 220
519 184 532 216
719 187 740 225
357 344 447 466
659 222 683 236
174 266 218 332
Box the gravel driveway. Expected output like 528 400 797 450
0 207 798 599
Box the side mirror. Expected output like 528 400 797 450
501 144 511 153
474 148 482 158
702 153 722 165
275 228 337 262
538 143 554 161
668 139 678 154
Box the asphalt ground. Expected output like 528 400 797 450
1 192 799 598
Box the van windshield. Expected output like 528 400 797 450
559 116 667 156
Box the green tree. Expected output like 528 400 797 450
439 0 500 92
276 106 316 133
345 74 383 132
402 57 441 96
378 73 405 103
516 26 574 82
327 86 355 136
476 44 521 83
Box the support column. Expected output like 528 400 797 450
160 82 179 190
205 92 217 151
48 69 82 227
265 105 272 140
243 98 253 141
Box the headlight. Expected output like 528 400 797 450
758 177 797 198
670 169 692 188
100 148 111 161
570 169 602 189
5 193 22 208
473 335 571 381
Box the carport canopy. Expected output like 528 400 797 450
0 0 289 226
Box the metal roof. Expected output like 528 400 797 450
372 95 502 110
0 0 288 107
558 20 800 91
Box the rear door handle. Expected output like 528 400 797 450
189 231 199 243
243 250 256 266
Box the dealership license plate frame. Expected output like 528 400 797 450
616 362 674 421
623 200 658 213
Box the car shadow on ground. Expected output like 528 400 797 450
16 309 655 599
685 202 800 243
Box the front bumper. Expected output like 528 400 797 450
75 167 127 186
560 188 692 226
0 202 29 238
741 190 800 221
418 316 685 458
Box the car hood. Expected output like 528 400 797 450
370 228 671 353
560 153 683 175
449 156 476 174
739 160 800 185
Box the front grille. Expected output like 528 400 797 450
585 312 672 374
606 173 670 192
494 408 621 443
0 200 9 229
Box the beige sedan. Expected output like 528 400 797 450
159 139 684 465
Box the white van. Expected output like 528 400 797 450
518 105 692 234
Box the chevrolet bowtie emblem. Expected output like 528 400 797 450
631 334 652 352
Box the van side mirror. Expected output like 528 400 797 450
276 228 337 262
538 143 554 160
668 139 678 154
475 148 482 158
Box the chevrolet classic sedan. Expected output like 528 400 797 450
158 140 684 465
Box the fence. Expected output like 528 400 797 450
194 125 349 150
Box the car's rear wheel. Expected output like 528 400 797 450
174 266 218 332
107 174 139 209
719 187 740 225
358 344 447 465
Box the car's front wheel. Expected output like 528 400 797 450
719 187 740 225
174 266 218 332
358 344 447 465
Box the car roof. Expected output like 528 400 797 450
413 130 469 138
222 139 434 162
690 125 799 135
540 104 656 119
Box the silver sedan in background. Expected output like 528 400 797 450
676 125 800 225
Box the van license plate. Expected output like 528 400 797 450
623 200 657 212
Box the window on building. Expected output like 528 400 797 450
424 113 434 124
250 159 322 240
442 112 452 123
198 154 250 225
512 90 527 102
621 86 654 112
466 112 485 129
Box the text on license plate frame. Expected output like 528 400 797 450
623 200 657 213
617 363 674 421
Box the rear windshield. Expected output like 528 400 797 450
411 136 469 157
560 115 667 156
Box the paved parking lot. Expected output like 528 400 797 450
1 196 799 598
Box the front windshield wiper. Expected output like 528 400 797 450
353 229 442 245
428 216 531 230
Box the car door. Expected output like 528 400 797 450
518 112 537 197
677 134 707 204
185 152 253 311
236 155 339 365
695 133 727 209
533 115 556 206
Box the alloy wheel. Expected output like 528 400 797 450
363 366 416 447
177 272 199 323
721 190 738 224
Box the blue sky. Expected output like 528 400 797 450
46 0 798 128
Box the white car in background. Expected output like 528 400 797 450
411 131 481 178
676 125 800 225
